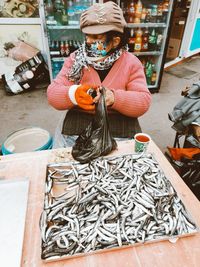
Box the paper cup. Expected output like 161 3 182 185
134 133 151 153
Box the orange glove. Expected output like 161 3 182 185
70 84 97 110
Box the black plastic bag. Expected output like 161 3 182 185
72 87 117 163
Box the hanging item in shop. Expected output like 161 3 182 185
1 0 39 18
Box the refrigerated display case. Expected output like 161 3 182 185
118 0 175 92
41 0 97 80
41 0 175 92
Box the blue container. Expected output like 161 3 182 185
2 127 53 155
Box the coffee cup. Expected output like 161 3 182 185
134 133 151 153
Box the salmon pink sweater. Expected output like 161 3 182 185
47 51 151 118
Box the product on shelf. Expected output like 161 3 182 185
156 31 163 51
128 27 163 52
121 0 169 24
54 0 64 24
139 56 157 86
128 28 135 52
134 28 143 52
50 39 81 58
46 0 54 20
151 70 157 85
134 0 143 23
45 0 92 26
141 27 149 51
149 4 157 23
127 0 135 23
146 58 157 85
140 7 147 23
157 3 163 23
148 28 157 51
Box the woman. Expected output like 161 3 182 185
47 1 151 148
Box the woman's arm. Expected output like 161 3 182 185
47 56 75 110
111 57 152 118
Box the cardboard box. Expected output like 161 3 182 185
167 38 182 59
170 17 186 40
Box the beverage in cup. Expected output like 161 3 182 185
134 133 151 153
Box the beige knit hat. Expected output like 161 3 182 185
80 1 127 34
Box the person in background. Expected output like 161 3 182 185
47 1 152 148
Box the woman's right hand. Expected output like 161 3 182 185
68 84 97 110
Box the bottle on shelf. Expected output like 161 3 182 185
148 28 157 51
162 0 169 12
151 70 157 86
54 0 65 25
157 3 163 23
60 41 66 56
134 0 143 23
61 7 68 25
55 40 60 55
162 0 169 23
128 28 135 52
121 2 128 22
65 41 70 56
50 40 60 57
134 28 143 52
140 7 147 23
156 31 163 51
127 0 135 23
141 28 149 52
145 59 153 85
145 8 151 23
74 0 83 23
45 0 54 20
67 0 78 25
52 61 62 78
149 4 157 23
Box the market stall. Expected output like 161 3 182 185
0 140 199 267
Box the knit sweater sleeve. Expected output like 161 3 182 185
47 54 75 110
111 55 151 118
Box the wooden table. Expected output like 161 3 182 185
0 140 199 267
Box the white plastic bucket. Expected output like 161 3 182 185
2 127 53 155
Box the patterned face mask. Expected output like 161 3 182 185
86 40 108 58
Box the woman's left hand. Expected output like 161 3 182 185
93 87 114 107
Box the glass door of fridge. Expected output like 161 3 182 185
179 0 200 58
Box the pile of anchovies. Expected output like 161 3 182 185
40 153 197 260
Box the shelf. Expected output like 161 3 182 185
47 24 80 30
147 85 157 88
0 18 41 24
47 22 167 30
127 23 167 28
132 51 163 56
51 57 65 61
